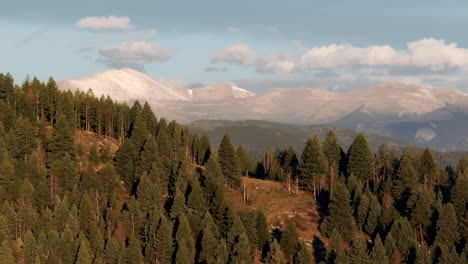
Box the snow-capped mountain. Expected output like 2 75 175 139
58 68 191 102
189 83 255 102
57 68 468 150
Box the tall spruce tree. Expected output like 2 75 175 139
347 134 372 182
323 130 341 198
218 135 240 189
299 136 326 197
321 183 356 241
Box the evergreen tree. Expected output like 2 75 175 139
419 148 437 187
187 180 206 214
136 136 158 177
293 242 311 264
218 135 240 189
392 153 418 201
280 222 299 262
389 217 416 259
115 139 138 191
435 203 460 247
321 183 356 241
328 229 348 264
364 194 381 235
76 239 92 264
104 237 121 264
23 230 37 264
299 136 326 196
347 134 372 182
349 237 370 264
370 235 388 264
175 216 195 262
231 232 252 264
0 240 14 264
124 235 143 264
265 239 286 264
198 225 217 264
356 194 370 230
255 210 270 249
323 130 341 198
14 116 37 159
155 216 174 264
47 114 75 162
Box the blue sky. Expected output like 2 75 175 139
2 0 468 92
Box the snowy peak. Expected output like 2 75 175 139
58 68 191 102
58 68 255 106
189 83 255 102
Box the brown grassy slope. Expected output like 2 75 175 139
225 177 325 246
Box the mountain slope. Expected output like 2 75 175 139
189 119 467 166
58 68 191 102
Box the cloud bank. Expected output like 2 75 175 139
75 16 132 31
211 38 468 75
97 41 171 71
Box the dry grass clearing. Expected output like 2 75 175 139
225 177 325 246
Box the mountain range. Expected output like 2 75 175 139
58 68 468 151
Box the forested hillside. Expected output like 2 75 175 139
0 72 466 264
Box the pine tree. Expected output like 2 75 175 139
299 136 326 197
280 222 299 262
0 240 14 264
155 216 174 264
392 153 418 201
390 217 416 258
124 235 143 264
435 203 460 247
14 116 37 159
231 232 252 264
47 114 75 162
115 139 138 191
104 237 121 264
170 188 187 220
364 194 381 235
218 135 240 189
328 229 348 264
23 230 37 264
323 130 341 198
349 237 370 264
76 239 92 264
198 225 217 264
321 183 356 241
175 215 195 262
293 242 311 264
419 148 436 187
136 136 158 177
370 234 388 264
347 134 372 182
265 239 286 264
407 190 433 245
187 180 206 214
255 210 269 249
88 144 99 165
356 194 370 230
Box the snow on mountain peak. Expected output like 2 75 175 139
58 68 255 105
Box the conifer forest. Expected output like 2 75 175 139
0 72 466 264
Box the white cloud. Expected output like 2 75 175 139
75 16 132 31
211 44 295 73
212 44 256 65
97 41 171 71
255 53 295 73
227 26 240 33
300 38 468 72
